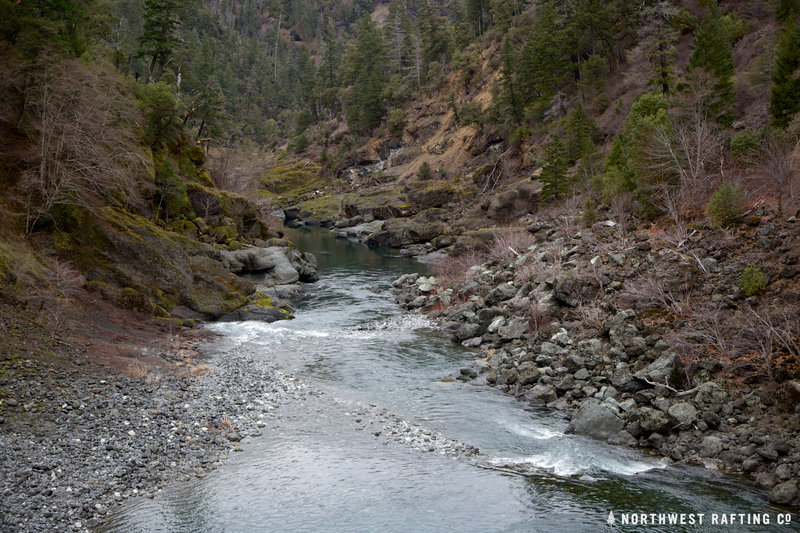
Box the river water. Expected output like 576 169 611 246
100 227 796 532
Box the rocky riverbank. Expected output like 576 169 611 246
393 212 800 508
0 335 312 533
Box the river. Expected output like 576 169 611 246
99 227 796 532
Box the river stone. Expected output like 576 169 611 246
770 481 799 505
635 353 684 388
485 283 517 306
517 364 541 386
217 305 288 323
540 342 566 357
568 398 626 441
667 402 698 429
699 436 724 457
498 318 528 340
525 384 558 404
637 407 671 434
416 276 436 293
563 353 585 373
573 368 590 381
487 316 505 333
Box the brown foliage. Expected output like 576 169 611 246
0 58 147 232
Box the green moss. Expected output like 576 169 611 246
248 292 273 308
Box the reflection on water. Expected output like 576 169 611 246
99 227 798 533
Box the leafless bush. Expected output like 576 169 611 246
752 137 800 215
526 301 551 334
208 145 270 195
736 309 800 381
485 229 537 263
21 258 85 333
12 60 147 233
431 249 488 286
655 185 693 248
576 303 605 335
620 271 692 315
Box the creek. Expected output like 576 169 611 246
99 227 794 532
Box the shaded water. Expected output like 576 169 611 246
100 227 797 532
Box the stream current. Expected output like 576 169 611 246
100 227 795 532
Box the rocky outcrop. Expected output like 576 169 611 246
72 208 316 325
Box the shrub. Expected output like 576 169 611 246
581 198 598 227
739 267 769 297
388 108 405 135
705 182 746 227
417 161 432 180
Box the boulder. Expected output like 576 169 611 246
637 407 671 434
218 305 290 323
667 402 698 429
553 272 597 307
770 481 799 506
568 398 626 441
498 317 529 340
635 352 684 388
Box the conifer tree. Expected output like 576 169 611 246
342 15 387 132
688 0 734 122
627 1 679 95
770 19 800 129
540 135 570 202
138 0 186 82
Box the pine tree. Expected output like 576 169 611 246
342 15 387 132
626 1 679 95
770 19 800 129
540 135 570 202
776 0 800 23
138 0 186 82
688 0 734 122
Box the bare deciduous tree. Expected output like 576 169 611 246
15 60 147 233
753 137 800 215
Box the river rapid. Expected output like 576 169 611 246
99 227 796 532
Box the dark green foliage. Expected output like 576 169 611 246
705 182 746 227
291 133 310 153
565 104 598 163
600 92 671 202
688 0 734 122
539 136 569 202
417 161 432 180
770 20 800 129
154 156 188 222
729 129 763 163
137 81 183 149
343 16 387 132
581 198 598 227
138 0 186 81
388 108 405 135
776 0 800 23
739 267 769 297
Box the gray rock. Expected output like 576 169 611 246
573 368 591 381
770 481 798 506
517 364 542 386
635 353 684 388
218 305 289 323
667 402 698 429
699 436 724 457
498 318 528 340
525 384 558 404
568 399 626 441
563 354 585 373
637 407 671 434
485 283 517 306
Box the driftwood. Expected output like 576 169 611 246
642 377 701 397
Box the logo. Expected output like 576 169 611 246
607 511 616 526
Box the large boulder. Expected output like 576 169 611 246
635 352 685 388
552 272 597 307
218 305 291 323
221 246 318 285
568 398 627 441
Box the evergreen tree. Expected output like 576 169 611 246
138 0 187 82
342 15 387 132
770 19 800 129
540 136 570 202
626 1 679 95
687 0 734 122
776 0 800 23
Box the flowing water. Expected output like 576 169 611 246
101 227 797 532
